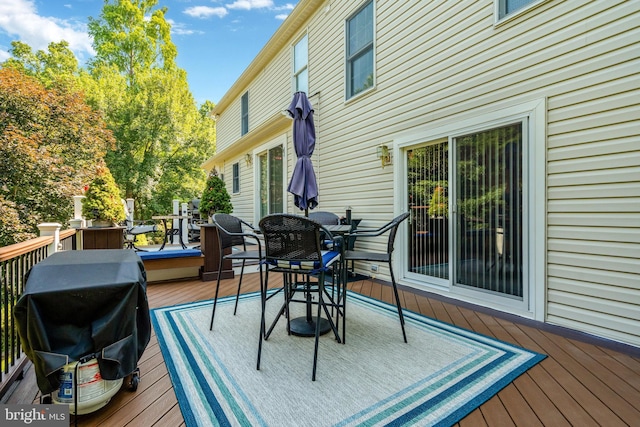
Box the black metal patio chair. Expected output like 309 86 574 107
209 213 264 332
257 214 343 381
344 212 411 343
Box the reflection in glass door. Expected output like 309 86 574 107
258 145 283 218
454 123 524 297
407 142 450 280
407 123 525 299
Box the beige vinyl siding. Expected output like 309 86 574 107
215 101 242 154
212 0 640 346
315 0 638 343
546 66 640 345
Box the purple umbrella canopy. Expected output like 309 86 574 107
287 91 318 214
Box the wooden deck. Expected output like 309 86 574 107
5 273 640 426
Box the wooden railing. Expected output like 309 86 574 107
0 229 76 399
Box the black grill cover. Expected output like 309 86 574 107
15 249 151 394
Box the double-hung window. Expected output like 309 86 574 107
346 1 374 99
241 91 249 136
497 0 538 19
232 163 239 193
294 34 308 93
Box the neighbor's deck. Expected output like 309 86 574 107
6 273 640 426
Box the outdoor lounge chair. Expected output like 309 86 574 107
344 212 410 343
124 219 158 251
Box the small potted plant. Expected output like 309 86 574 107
82 163 126 227
199 170 233 220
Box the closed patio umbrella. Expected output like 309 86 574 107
287 91 318 216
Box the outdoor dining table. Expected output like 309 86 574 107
152 215 188 250
288 223 352 337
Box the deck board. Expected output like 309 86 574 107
6 272 639 426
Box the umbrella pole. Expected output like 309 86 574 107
305 207 309 217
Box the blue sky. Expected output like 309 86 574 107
0 0 298 104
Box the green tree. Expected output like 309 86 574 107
0 67 114 245
199 171 233 218
82 162 126 224
2 40 90 92
87 0 214 220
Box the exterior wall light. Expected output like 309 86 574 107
376 144 392 168
245 153 253 166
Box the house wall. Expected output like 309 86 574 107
209 0 640 347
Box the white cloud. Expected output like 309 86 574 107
0 0 94 56
183 6 228 19
274 3 296 11
167 19 202 36
0 48 10 62
226 0 274 11
275 14 288 20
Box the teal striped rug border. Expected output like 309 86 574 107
152 291 545 426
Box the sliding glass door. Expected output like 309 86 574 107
258 145 283 218
407 122 526 300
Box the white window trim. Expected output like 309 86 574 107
232 162 240 194
252 134 287 225
394 98 546 321
241 91 249 136
344 0 376 102
292 32 309 94
493 0 547 26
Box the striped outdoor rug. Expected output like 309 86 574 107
151 291 545 426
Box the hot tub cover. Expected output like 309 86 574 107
15 249 151 394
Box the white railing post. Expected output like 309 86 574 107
126 198 135 222
38 223 62 254
181 202 189 244
70 195 86 228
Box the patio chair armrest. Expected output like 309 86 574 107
239 218 260 234
347 228 385 238
125 219 158 233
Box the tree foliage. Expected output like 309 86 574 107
82 162 126 223
0 67 114 245
0 0 216 247
2 40 93 93
87 0 214 220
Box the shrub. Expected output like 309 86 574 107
199 170 232 218
82 163 126 224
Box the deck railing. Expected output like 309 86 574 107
0 227 76 399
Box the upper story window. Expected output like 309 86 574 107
241 91 249 136
497 0 538 19
232 163 239 193
346 0 374 100
294 34 308 93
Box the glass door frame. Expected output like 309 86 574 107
394 99 546 320
252 135 287 225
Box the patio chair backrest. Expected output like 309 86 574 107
387 212 411 254
259 214 323 264
212 213 248 250
308 211 340 225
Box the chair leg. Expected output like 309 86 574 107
284 273 292 335
388 264 407 343
257 268 268 370
341 262 347 344
209 249 225 331
312 273 323 381
233 261 246 315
